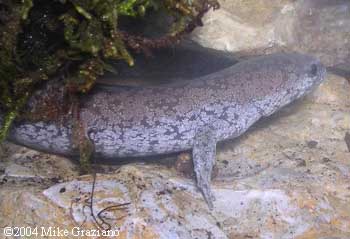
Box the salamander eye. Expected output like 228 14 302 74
309 63 318 77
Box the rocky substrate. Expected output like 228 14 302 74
1 73 349 239
1 0 350 238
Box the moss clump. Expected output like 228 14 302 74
0 0 219 171
0 0 219 141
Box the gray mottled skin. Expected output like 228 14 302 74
0 50 326 208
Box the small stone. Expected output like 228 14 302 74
344 132 350 152
174 152 194 178
296 158 306 167
222 160 229 166
307 140 318 149
4 164 36 179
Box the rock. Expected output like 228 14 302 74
0 73 349 238
174 152 195 179
0 143 79 185
1 1 350 238
192 0 350 67
345 132 350 152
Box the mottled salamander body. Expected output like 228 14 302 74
0 51 326 208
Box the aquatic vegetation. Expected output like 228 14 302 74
0 0 219 170
0 0 219 141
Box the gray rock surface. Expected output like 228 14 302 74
192 0 350 68
1 73 349 239
1 1 350 238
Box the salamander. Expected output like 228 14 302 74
0 47 327 208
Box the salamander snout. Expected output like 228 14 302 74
286 54 327 99
261 53 327 117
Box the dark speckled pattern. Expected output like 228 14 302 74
80 52 326 159
0 51 326 159
0 50 327 207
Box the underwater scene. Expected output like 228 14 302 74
0 1 349 238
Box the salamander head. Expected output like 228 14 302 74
253 53 327 116
283 53 326 97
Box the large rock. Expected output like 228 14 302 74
1 73 349 239
192 0 350 68
1 1 350 238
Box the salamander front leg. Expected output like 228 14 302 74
193 126 217 209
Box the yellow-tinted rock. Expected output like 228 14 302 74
1 74 350 238
192 0 350 67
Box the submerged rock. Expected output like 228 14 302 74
192 0 350 67
0 73 349 238
1 1 350 238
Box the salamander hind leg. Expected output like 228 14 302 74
193 125 217 209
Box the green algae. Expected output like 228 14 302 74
0 0 219 170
